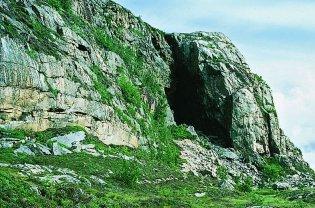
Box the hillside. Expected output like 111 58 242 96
0 0 314 207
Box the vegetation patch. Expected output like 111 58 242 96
0 125 85 143
261 157 293 182
90 65 112 103
44 0 73 15
118 75 142 108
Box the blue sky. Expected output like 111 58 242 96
115 0 315 169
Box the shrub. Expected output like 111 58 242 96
154 141 181 168
91 65 112 103
236 176 253 192
114 161 141 187
152 100 168 123
262 158 285 181
0 128 29 140
93 29 116 51
217 166 228 180
0 169 48 206
118 75 142 108
45 0 73 14
171 125 193 140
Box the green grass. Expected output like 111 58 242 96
0 163 313 207
0 128 314 207
118 75 142 108
44 0 73 14
262 158 287 182
235 176 254 193
0 125 85 144
90 65 112 103
0 168 50 207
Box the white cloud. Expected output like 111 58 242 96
245 51 315 162
304 153 315 170
116 0 315 32
199 0 315 30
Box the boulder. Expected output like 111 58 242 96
273 182 290 190
219 179 235 191
0 138 20 148
50 131 86 149
14 145 35 156
37 144 52 155
52 143 72 156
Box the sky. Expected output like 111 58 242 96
115 0 315 169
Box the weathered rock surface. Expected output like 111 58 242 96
0 0 172 148
50 131 86 148
166 32 304 165
177 138 262 184
272 173 315 190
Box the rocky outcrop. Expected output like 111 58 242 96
166 32 303 164
0 0 172 148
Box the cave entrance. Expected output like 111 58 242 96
165 36 233 148
165 68 233 148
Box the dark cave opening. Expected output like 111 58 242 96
165 36 233 148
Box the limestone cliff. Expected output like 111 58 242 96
0 0 172 148
0 1 314 205
166 32 303 164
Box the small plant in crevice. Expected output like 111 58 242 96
118 75 142 108
90 65 112 103
43 0 73 15
45 79 60 98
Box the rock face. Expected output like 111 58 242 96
0 0 311 181
0 0 171 148
166 32 302 163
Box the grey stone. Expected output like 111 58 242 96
50 131 86 149
0 138 20 148
219 179 235 191
176 139 218 177
221 149 239 160
167 32 303 164
40 174 80 184
37 144 51 155
14 145 35 156
52 143 72 156
194 192 206 197
186 126 198 137
91 176 106 185
273 182 290 190
0 141 14 148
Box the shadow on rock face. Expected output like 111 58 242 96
165 34 233 148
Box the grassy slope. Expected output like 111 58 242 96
1 150 314 207
0 128 314 208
